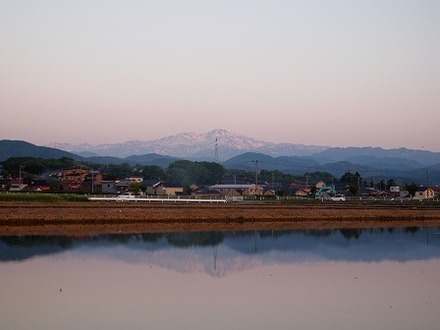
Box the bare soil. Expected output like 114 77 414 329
1 201 439 236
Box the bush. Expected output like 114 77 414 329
0 193 89 202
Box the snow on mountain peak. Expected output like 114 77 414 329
50 129 328 159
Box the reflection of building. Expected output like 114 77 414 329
209 184 262 196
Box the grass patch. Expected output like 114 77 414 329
0 193 89 202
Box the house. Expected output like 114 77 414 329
59 180 81 192
115 180 130 194
431 186 440 197
63 168 90 183
314 181 326 189
287 183 311 196
83 171 103 193
192 186 222 197
142 179 163 195
102 180 117 194
60 168 102 192
161 184 184 196
334 182 350 194
0 178 12 191
25 179 50 192
294 189 310 197
209 184 263 196
126 177 144 184
8 180 27 192
262 183 282 196
413 187 435 200
263 187 276 196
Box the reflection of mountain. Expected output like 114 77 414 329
1 228 440 276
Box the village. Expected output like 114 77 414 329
1 166 438 202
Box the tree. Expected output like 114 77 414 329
405 182 418 198
1 156 77 178
387 179 396 189
166 160 225 186
340 172 362 195
142 165 166 180
103 163 133 180
197 161 225 184
303 171 335 184
129 182 141 194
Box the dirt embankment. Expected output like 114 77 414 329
0 201 439 236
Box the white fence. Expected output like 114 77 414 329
88 196 227 203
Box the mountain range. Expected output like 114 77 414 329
1 129 440 184
50 129 328 160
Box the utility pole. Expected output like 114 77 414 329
251 160 258 186
214 137 219 163
252 160 259 197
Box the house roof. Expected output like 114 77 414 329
210 184 256 189
193 187 222 195
416 186 434 192
289 183 310 190
142 179 162 187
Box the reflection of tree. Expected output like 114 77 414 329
404 227 419 234
0 236 75 262
1 236 74 248
100 235 131 244
340 228 362 240
141 233 164 242
166 232 224 248
303 229 334 237
258 230 298 239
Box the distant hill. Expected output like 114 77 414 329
223 152 440 184
222 152 320 173
0 140 81 162
49 129 440 167
313 147 440 166
124 154 178 167
3 137 440 184
223 154 368 177
84 153 178 167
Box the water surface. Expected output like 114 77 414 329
1 227 439 330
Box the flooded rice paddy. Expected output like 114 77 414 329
1 227 440 330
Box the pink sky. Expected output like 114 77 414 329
1 0 439 151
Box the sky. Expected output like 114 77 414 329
1 0 439 151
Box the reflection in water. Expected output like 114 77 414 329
1 228 440 330
1 228 440 266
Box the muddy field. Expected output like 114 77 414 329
1 201 439 236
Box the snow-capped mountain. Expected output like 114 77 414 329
50 129 329 160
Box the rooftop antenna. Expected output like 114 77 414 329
214 137 219 163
